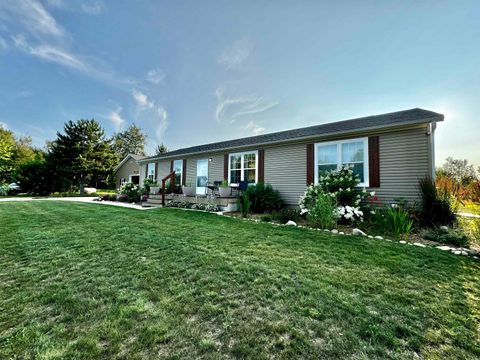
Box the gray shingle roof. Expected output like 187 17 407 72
141 108 443 161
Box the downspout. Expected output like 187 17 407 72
428 122 437 180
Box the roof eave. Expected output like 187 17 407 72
138 115 443 163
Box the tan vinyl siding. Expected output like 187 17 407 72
264 143 307 206
157 160 171 182
141 123 433 206
374 126 430 204
115 158 141 188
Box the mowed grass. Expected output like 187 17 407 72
0 202 479 359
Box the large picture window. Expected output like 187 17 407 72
173 160 183 186
147 163 156 181
229 151 257 184
315 138 369 186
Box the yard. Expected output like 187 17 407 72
0 202 479 359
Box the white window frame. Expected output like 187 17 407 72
173 159 183 186
314 137 369 187
147 163 156 181
228 150 258 184
120 177 127 186
129 174 140 184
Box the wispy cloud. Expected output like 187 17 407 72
0 121 8 130
215 87 279 123
218 38 253 69
155 106 168 142
81 1 105 15
0 0 66 41
108 107 125 130
132 89 154 109
0 36 8 51
245 121 266 135
146 68 165 84
2 1 133 88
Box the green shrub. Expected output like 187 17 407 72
118 182 141 202
306 191 338 229
423 228 469 247
244 183 284 213
239 194 251 218
299 165 370 224
142 178 158 195
260 214 273 222
272 208 300 224
371 206 414 240
419 177 456 227
0 183 9 196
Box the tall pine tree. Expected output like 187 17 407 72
49 119 116 194
112 124 146 160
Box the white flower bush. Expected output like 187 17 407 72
299 165 371 224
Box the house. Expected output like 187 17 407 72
114 154 146 189
137 108 443 206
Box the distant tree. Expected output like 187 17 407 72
0 128 16 182
155 143 169 155
13 156 53 195
438 157 477 184
0 129 38 183
112 124 146 160
49 119 116 194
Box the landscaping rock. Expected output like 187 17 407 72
324 229 330 232
331 229 338 234
413 243 426 248
374 236 383 240
439 225 449 231
352 228 367 236
474 256 478 259
436 246 451 251
339 232 345 235
461 251 469 256
285 220 297 226
367 235 373 239
399 241 407 244
453 250 461 255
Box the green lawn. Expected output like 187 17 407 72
1 202 479 359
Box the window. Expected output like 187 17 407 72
120 177 127 186
173 160 183 186
229 151 257 184
147 163 155 181
315 137 369 186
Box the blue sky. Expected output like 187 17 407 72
0 0 479 167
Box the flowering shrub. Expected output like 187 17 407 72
166 200 219 212
118 182 141 202
299 165 372 224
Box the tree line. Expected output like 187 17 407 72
0 120 169 195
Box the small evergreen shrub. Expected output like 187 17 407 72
244 183 284 213
419 177 456 227
239 194 251 218
423 228 469 247
272 208 300 224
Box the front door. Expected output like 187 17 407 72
196 159 208 195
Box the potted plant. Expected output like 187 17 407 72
218 180 231 197
182 182 195 197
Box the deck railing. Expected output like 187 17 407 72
161 171 176 206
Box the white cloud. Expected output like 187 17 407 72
245 121 266 135
132 89 154 109
146 68 165 84
81 1 105 15
0 0 65 41
155 106 168 142
218 38 253 69
45 0 64 8
0 36 7 51
109 107 125 130
215 87 279 123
